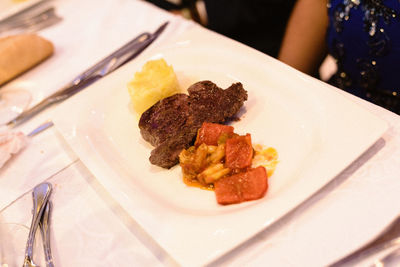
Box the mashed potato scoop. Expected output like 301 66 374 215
128 58 181 115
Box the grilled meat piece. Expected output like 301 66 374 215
139 93 189 147
139 80 248 168
188 80 248 125
149 134 194 169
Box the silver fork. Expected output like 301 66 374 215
0 7 56 31
328 215 400 266
0 7 61 36
39 201 54 267
0 0 52 25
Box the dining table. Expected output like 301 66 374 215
1 0 400 266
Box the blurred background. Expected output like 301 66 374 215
145 0 296 58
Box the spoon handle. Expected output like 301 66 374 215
39 201 55 267
23 182 52 266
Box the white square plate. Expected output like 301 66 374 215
53 26 388 266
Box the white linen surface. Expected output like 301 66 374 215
1 0 400 266
1 101 400 267
0 0 193 210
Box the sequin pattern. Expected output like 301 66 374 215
327 0 400 113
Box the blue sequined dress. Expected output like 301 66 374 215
326 0 400 114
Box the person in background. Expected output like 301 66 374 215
145 0 296 58
278 0 400 114
202 0 295 58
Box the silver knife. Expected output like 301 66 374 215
7 21 169 127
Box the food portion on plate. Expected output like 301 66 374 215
180 122 278 205
127 58 181 115
128 58 278 204
139 80 248 168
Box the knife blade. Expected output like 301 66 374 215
7 21 169 127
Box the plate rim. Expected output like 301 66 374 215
52 26 389 266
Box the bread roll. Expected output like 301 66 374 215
0 34 54 86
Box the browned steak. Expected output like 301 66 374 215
188 80 248 125
139 80 248 169
139 93 189 147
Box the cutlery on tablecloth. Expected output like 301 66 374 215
0 7 62 36
328 215 400 266
7 21 169 127
370 245 400 267
39 201 54 267
27 121 54 137
0 0 51 23
23 182 52 267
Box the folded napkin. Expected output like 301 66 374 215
0 34 54 86
0 129 28 168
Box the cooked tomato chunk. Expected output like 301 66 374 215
214 166 268 205
225 134 253 169
195 122 234 146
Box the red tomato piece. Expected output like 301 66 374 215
214 166 268 205
225 134 253 169
195 122 234 146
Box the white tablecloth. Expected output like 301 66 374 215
1 0 400 266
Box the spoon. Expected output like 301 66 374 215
39 201 54 267
23 182 52 267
